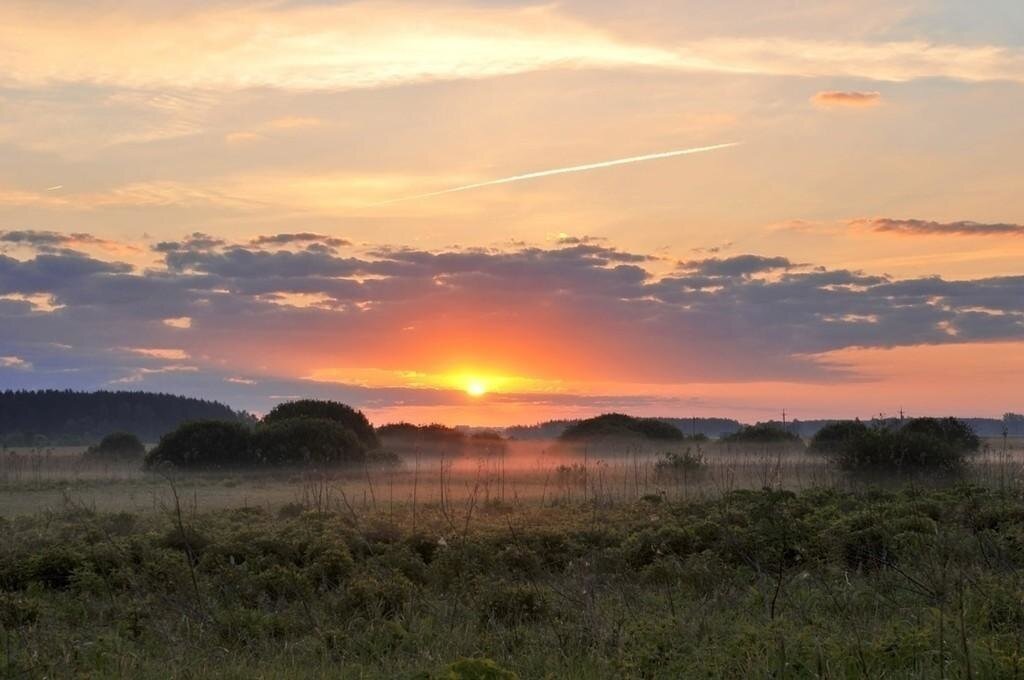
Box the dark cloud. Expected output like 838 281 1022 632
680 255 795 277
251 232 351 248
153 232 226 253
852 218 1024 237
1 234 1022 412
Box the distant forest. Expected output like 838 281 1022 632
0 390 253 446
505 414 1024 440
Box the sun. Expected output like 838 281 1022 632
465 378 488 397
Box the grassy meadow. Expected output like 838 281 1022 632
3 437 1024 677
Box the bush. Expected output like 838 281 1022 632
809 420 869 453
559 413 684 442
83 431 146 461
722 423 802 445
443 658 519 680
900 417 980 452
254 418 366 466
263 399 379 449
654 448 705 477
145 420 256 469
835 426 971 472
377 422 467 453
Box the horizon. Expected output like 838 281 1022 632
2 2 1023 425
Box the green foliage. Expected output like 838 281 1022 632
809 419 869 453
901 416 981 452
378 422 467 454
145 420 256 469
559 413 684 441
653 448 705 477
722 422 803 444
6 487 1024 677
835 418 979 472
82 431 146 460
254 417 367 465
0 389 250 445
443 658 519 680
263 399 379 448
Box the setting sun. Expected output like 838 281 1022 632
465 379 488 397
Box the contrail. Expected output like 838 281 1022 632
375 142 740 205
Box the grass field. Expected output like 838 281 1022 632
3 439 1024 677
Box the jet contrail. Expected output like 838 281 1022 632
375 141 740 205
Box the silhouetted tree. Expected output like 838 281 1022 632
255 418 366 465
83 432 146 461
263 399 379 448
145 421 256 469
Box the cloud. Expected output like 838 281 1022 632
1 3 1023 94
0 233 1019 404
250 233 351 248
680 255 795 277
122 347 190 360
811 91 882 108
163 316 193 329
852 218 1024 237
0 355 32 370
0 229 136 254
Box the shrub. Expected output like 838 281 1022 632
835 426 971 472
559 413 684 441
809 420 869 453
145 420 255 469
83 431 146 461
377 422 467 454
653 448 705 477
263 399 379 449
254 418 367 466
722 423 802 445
481 583 552 624
900 417 980 452
443 658 519 680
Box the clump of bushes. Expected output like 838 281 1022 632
559 413 684 442
264 399 379 449
145 421 255 469
146 400 380 469
811 417 980 472
809 420 870 453
654 448 705 478
83 431 146 461
722 423 803 445
255 418 366 465
377 422 468 455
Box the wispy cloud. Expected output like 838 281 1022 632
852 218 1024 237
811 90 882 108
2 3 1023 92
0 356 32 370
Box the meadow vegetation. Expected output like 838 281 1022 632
2 403 1023 678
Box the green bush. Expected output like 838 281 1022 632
722 423 802 445
255 418 366 465
653 448 705 477
263 400 379 448
900 416 980 452
835 426 971 472
83 431 146 461
145 420 255 469
443 658 519 680
560 413 684 441
809 420 869 453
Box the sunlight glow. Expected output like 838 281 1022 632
465 378 488 397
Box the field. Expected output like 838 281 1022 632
3 438 1024 678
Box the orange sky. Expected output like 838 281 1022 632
1 1 1022 424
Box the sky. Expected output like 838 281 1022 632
1 0 1023 425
